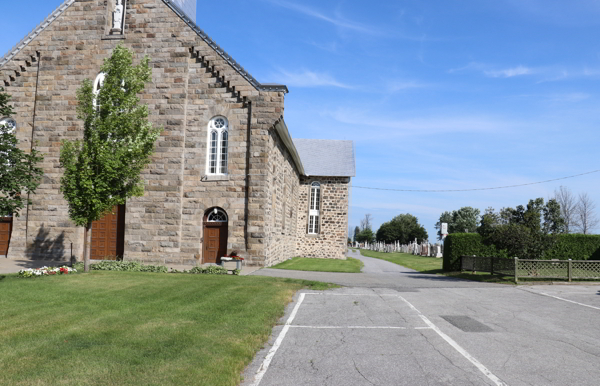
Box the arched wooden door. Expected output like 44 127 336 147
203 208 228 264
0 216 13 256
91 205 125 260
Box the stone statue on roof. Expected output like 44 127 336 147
113 0 124 32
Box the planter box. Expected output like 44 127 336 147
221 260 242 271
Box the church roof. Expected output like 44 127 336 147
0 0 288 93
292 139 356 177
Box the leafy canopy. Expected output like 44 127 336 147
376 213 428 244
60 44 162 227
0 87 44 216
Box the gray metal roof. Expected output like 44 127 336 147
0 0 288 93
293 139 356 177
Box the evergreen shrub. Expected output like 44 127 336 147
544 234 600 261
443 233 501 271
443 233 600 271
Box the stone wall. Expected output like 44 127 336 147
263 128 300 267
296 177 350 260
0 0 285 265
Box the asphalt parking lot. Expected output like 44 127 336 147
244 252 600 386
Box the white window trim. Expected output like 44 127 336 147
308 181 321 234
206 208 228 223
205 116 229 176
0 117 16 134
93 72 106 110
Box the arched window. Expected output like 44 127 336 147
207 208 228 223
308 181 321 234
93 72 106 111
0 117 16 134
206 116 229 175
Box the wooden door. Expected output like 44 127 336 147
203 223 227 264
91 205 125 260
0 217 12 256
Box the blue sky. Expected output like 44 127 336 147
2 0 600 239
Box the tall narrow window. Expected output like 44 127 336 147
206 116 229 175
308 181 320 234
209 131 218 174
93 72 106 111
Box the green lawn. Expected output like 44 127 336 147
359 249 443 273
271 257 364 273
359 250 515 283
0 272 334 386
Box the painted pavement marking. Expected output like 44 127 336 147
250 292 508 386
521 289 600 311
397 294 508 386
249 292 306 386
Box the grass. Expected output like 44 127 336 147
271 257 364 273
0 272 335 386
359 250 515 284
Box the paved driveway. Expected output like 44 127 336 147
244 251 600 386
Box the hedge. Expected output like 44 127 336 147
443 233 600 272
442 234 502 271
543 234 600 261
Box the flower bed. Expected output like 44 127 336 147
19 266 77 278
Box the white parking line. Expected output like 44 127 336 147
250 292 508 386
249 292 306 386
397 295 508 386
530 291 600 311
289 325 429 330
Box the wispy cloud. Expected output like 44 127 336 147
484 65 534 78
513 92 591 103
386 80 430 93
327 108 516 137
449 62 535 78
264 0 381 35
271 68 353 89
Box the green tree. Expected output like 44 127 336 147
353 225 360 242
436 207 480 239
355 228 375 244
376 213 428 244
477 207 500 238
543 198 566 234
0 88 44 217
452 206 480 233
60 45 162 272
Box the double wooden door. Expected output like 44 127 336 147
0 217 12 256
91 205 125 260
203 223 227 264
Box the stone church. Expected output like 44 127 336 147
0 0 355 267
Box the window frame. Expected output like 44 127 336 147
206 116 229 176
308 181 321 235
92 72 106 111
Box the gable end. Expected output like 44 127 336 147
1 0 288 93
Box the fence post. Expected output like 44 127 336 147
568 259 572 282
490 257 495 276
514 257 519 284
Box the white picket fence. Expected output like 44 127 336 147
357 241 443 258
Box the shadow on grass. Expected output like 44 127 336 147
0 275 5 281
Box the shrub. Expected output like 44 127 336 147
188 266 228 275
89 261 168 272
544 234 600 260
443 233 501 271
444 233 600 271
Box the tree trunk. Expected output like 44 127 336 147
84 222 92 273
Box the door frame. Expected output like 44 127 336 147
202 208 228 264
